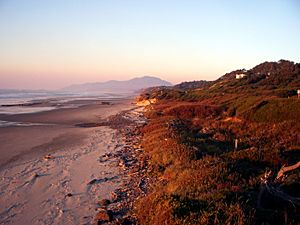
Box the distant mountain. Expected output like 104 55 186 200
62 76 172 93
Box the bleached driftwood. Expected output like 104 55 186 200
257 166 300 209
276 161 300 181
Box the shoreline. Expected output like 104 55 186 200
0 98 133 169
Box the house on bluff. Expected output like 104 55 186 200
235 73 247 79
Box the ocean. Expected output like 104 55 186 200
0 89 132 127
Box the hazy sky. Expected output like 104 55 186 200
0 0 299 89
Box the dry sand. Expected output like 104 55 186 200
0 99 138 225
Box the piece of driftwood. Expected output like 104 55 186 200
256 163 300 224
276 161 300 181
258 163 300 209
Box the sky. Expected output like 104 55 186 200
0 0 299 89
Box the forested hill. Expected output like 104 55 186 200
217 59 299 88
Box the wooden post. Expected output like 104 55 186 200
234 139 238 151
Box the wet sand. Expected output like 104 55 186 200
0 99 132 168
0 98 142 225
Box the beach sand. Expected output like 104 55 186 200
0 99 132 168
0 99 140 225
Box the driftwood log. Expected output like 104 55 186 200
257 162 300 209
276 161 300 181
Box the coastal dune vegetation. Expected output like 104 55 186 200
134 60 300 225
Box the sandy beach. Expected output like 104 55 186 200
0 99 132 168
0 98 144 225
